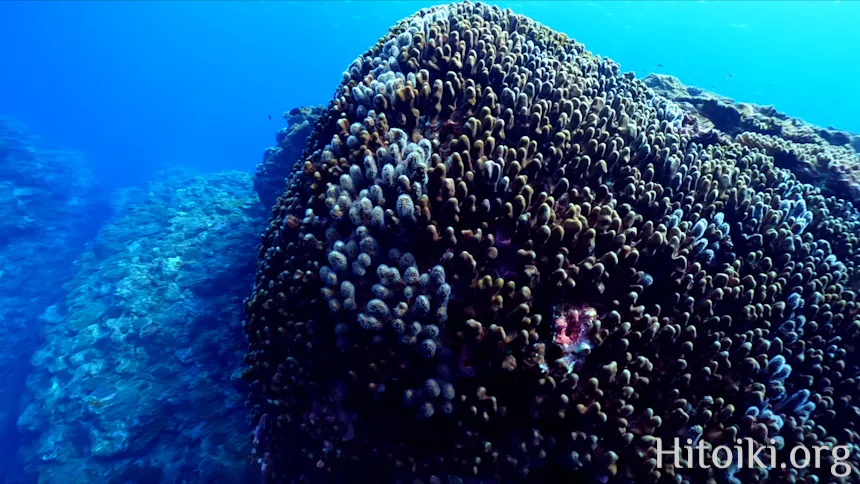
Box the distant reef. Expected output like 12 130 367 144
254 106 325 211
0 119 107 483
644 73 860 203
17 168 265 484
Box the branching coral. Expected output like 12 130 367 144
244 3 860 483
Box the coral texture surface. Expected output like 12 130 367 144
244 3 860 483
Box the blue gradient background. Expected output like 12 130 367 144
1 1 857 190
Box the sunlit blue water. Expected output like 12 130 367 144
1 1 857 186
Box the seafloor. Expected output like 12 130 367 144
2 7 860 484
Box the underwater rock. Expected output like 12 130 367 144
255 106 326 211
19 168 266 484
644 73 860 203
244 2 860 483
0 118 108 482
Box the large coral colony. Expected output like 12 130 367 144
244 2 860 483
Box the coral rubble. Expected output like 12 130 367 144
0 119 107 483
244 2 860 483
19 168 266 483
255 106 326 211
644 73 860 204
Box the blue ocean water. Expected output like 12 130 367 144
0 1 858 483
1 1 858 185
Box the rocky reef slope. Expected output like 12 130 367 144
18 169 265 484
243 2 860 483
255 106 325 211
0 119 108 483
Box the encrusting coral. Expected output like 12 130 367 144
644 73 860 205
244 2 860 483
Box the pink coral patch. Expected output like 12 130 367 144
552 305 596 356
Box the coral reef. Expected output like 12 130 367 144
255 106 326 211
244 2 860 483
0 119 108 483
19 168 266 483
644 73 860 203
